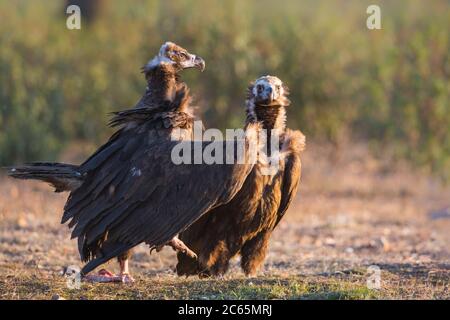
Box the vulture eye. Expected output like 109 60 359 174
257 85 263 93
173 51 189 60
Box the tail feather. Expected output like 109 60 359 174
5 162 83 192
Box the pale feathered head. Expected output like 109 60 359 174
143 42 205 75
247 75 290 107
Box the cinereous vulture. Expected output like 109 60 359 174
177 76 305 277
6 42 259 283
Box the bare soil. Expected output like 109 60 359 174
1 143 449 299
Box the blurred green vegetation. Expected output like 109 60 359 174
0 0 449 178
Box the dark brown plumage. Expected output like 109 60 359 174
6 42 257 281
177 76 305 277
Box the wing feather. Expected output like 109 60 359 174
64 124 259 274
274 130 304 228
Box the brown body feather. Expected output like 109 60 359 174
177 77 305 277
63 59 256 275
7 43 258 277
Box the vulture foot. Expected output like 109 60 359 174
149 245 164 255
168 237 198 259
120 273 135 284
149 238 197 259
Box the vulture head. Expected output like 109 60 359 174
248 75 290 107
246 76 291 130
143 42 206 75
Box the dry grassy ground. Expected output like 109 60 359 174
0 143 449 300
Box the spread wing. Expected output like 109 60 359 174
274 130 305 228
61 124 258 274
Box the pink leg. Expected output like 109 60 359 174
118 258 135 283
150 236 198 259
168 236 198 259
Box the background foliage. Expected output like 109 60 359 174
0 0 448 178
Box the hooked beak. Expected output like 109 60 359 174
183 54 206 72
255 88 275 106
193 55 206 72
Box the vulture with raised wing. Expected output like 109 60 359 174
7 42 258 283
177 76 305 277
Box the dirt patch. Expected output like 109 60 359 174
0 143 449 299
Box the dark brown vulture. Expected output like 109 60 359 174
177 76 305 277
6 42 258 283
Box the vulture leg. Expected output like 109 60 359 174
149 237 197 259
168 236 198 259
118 250 135 283
204 241 233 277
240 231 271 277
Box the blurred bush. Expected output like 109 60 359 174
0 0 448 178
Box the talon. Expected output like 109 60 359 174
167 236 198 260
120 273 135 284
184 247 197 259
150 245 163 255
